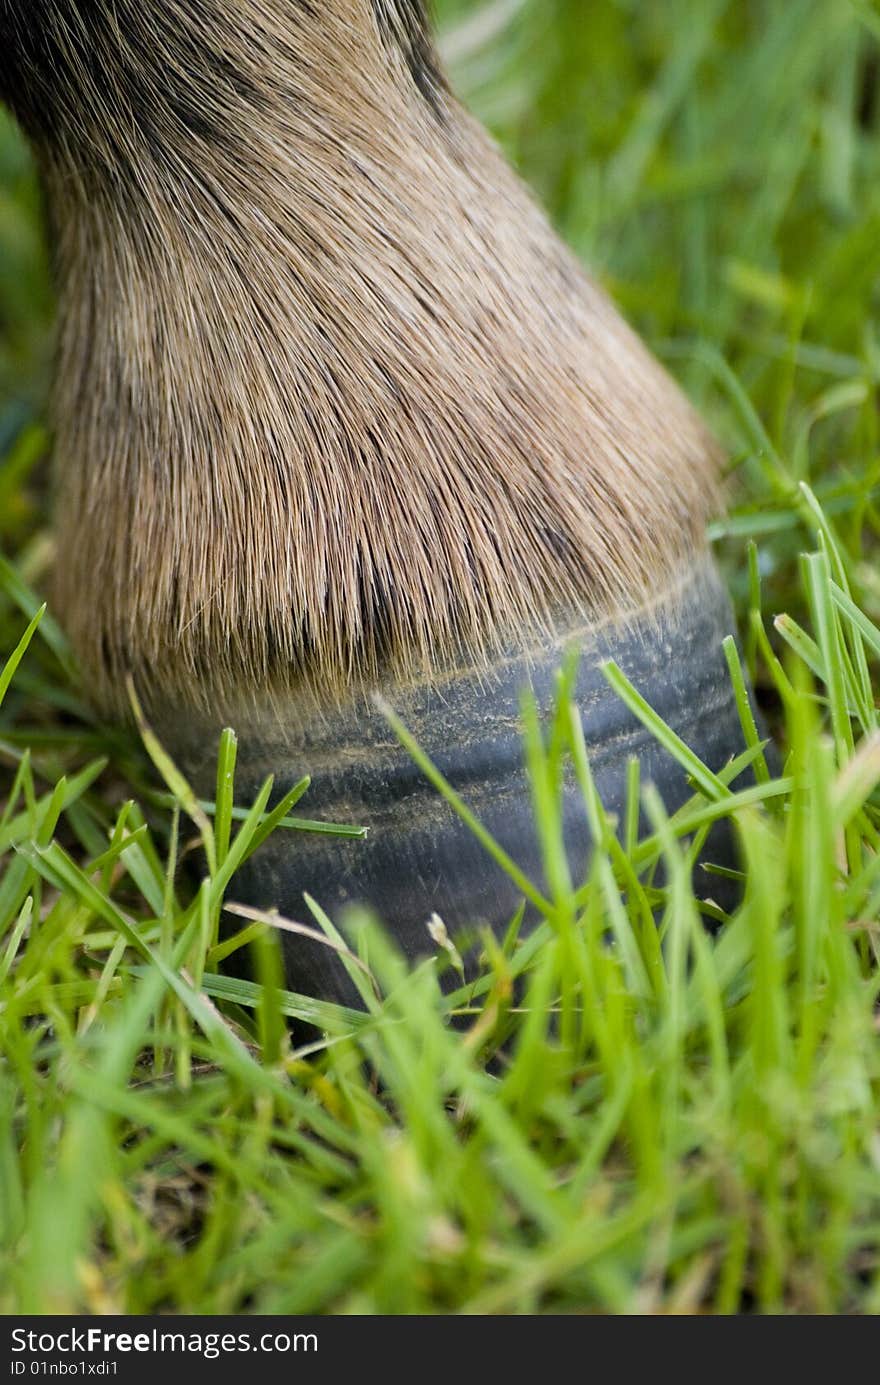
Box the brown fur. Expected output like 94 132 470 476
1 0 723 715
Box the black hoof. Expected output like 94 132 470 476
169 554 765 1003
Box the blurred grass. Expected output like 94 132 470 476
0 0 879 1314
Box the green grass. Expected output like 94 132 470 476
2 0 880 1314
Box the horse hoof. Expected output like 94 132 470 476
167 553 765 1004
